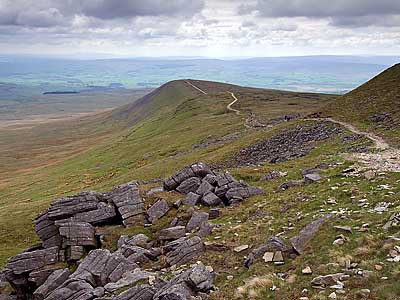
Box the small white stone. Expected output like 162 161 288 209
234 244 249 252
328 292 337 299
263 252 274 263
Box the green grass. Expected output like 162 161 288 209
321 63 400 147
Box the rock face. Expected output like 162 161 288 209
33 269 71 300
106 182 145 227
164 162 263 206
3 247 62 299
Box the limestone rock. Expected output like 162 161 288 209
185 192 201 206
244 236 293 268
71 205 117 226
71 249 137 287
5 247 60 276
33 269 71 300
176 177 201 194
107 182 144 227
201 192 222 206
196 181 214 196
311 273 349 288
186 212 209 233
154 262 214 300
166 236 204 266
114 284 156 300
158 226 186 241
303 173 322 184
147 199 170 223
42 279 94 300
290 214 333 254
56 221 97 248
104 269 153 293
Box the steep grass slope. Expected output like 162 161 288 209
321 63 400 146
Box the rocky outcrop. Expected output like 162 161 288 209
106 182 145 227
3 247 63 299
164 162 263 206
3 163 263 300
33 269 71 300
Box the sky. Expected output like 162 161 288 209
0 0 399 58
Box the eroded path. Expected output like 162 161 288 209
184 80 399 171
308 118 400 172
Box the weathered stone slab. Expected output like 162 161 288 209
186 212 209 233
201 192 221 206
290 214 333 254
46 192 103 221
114 284 156 300
166 236 204 266
147 199 169 223
33 269 71 300
244 236 293 268
184 192 201 206
56 221 96 248
158 226 186 241
71 249 137 287
107 182 144 227
153 262 214 300
43 279 94 300
176 177 201 194
104 269 153 293
5 247 60 275
196 181 214 196
71 205 117 226
118 234 150 249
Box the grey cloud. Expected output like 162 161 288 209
240 0 400 27
331 15 400 28
81 0 205 19
0 0 205 29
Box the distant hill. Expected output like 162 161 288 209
321 63 400 146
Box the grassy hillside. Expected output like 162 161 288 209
2 78 400 299
321 63 400 146
0 80 335 267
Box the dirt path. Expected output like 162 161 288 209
226 92 241 115
185 80 208 95
309 117 400 172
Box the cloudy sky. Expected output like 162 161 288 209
0 0 399 58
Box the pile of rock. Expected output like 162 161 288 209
164 162 263 206
223 122 342 167
4 163 264 300
34 182 144 263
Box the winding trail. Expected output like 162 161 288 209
184 80 399 171
226 92 241 115
308 117 400 172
